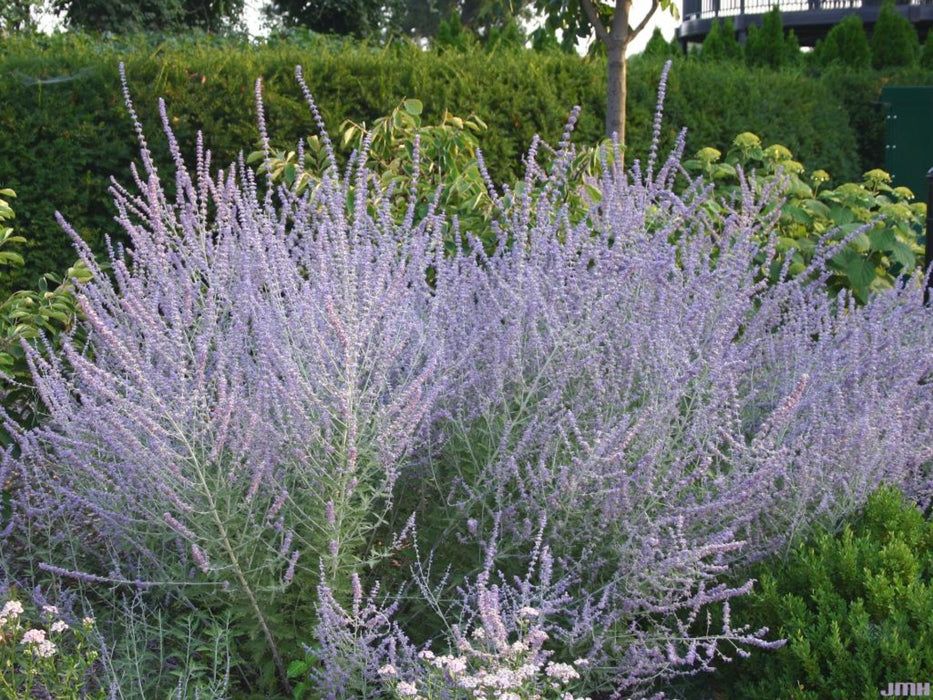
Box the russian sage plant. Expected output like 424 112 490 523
1 61 933 698
0 64 469 694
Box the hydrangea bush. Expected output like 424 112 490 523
2 62 933 698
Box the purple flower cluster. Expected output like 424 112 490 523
2 63 932 697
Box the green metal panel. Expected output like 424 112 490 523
882 86 933 205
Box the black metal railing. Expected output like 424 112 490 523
683 0 930 21
926 167 933 305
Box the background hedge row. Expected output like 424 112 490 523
0 31 930 294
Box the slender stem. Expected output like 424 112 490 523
206 488 291 693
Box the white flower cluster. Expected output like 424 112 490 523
1 597 95 661
379 614 592 700
0 599 24 627
21 627 58 658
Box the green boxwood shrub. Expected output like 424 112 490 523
699 486 933 700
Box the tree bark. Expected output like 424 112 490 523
606 0 630 143
583 0 661 145
606 41 627 141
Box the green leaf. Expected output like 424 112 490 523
777 236 800 252
868 228 896 252
831 248 876 292
801 198 832 220
286 659 308 678
402 98 423 116
782 204 812 226
850 232 870 253
283 163 297 187
41 311 71 323
712 163 737 179
889 240 916 269
829 206 856 226
0 252 24 267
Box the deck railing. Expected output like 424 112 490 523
683 0 930 21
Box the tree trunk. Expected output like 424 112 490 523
606 42 627 142
606 0 631 144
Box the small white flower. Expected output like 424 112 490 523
1 601 23 619
21 628 46 645
443 656 467 675
42 605 58 615
509 640 527 656
573 658 589 667
34 639 57 658
377 664 397 677
544 662 580 683
489 668 518 689
396 680 419 697
417 649 435 661
458 675 480 689
51 620 69 633
518 606 539 619
471 627 485 640
82 617 95 627
516 663 538 681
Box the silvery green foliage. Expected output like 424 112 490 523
3 62 933 697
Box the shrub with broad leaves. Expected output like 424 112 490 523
682 132 926 302
0 187 91 446
2 62 933 698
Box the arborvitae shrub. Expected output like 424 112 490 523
814 13 871 70
701 486 933 699
642 26 679 60
785 28 802 64
485 18 526 52
871 0 920 69
701 18 743 62
745 6 799 69
435 12 475 52
921 30 933 69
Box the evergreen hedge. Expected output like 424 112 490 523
0 31 927 294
